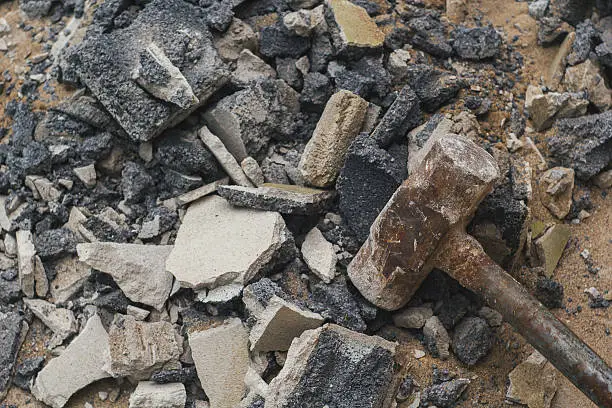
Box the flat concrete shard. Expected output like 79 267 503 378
348 134 499 310
62 0 229 141
166 195 292 290
77 243 174 311
189 318 250 408
298 90 368 188
129 381 187 408
31 314 111 408
249 295 324 352
325 0 385 56
106 315 182 380
267 324 400 408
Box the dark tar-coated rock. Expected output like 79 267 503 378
13 356 45 390
121 161 155 204
371 86 421 148
420 379 470 408
549 110 612 180
337 133 407 243
8 102 37 149
62 0 229 141
155 129 222 180
452 317 493 365
407 15 453 58
152 366 198 384
300 72 333 112
404 64 466 112
79 133 113 161
34 228 78 260
268 324 398 408
0 310 26 398
550 0 594 26
567 20 599 65
308 280 372 332
260 23 311 58
452 26 502 60
437 293 471 330
535 277 564 309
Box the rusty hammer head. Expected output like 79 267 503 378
348 134 500 310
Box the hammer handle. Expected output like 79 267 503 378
435 229 612 408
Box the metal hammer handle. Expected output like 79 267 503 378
434 228 612 407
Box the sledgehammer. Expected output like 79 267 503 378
348 134 612 407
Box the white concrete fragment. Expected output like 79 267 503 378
31 314 111 408
77 243 174 310
129 381 186 408
132 43 199 109
392 306 433 329
33 177 62 202
24 298 77 342
199 126 254 187
249 295 323 352
16 230 37 298
189 318 250 408
232 49 276 86
49 256 91 303
106 315 182 380
241 157 265 186
73 164 97 188
166 195 291 290
127 305 151 321
301 227 337 283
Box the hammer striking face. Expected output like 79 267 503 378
348 134 499 310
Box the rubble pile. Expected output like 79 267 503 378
0 0 609 407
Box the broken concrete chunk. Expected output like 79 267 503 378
129 381 186 408
298 90 368 187
167 177 229 208
550 110 612 180
325 0 385 57
423 315 450 360
132 43 199 110
32 314 110 408
371 86 421 148
73 163 97 188
241 157 265 186
107 315 182 380
232 49 277 87
166 195 292 290
539 167 574 219
199 126 254 187
249 295 324 352
189 318 250 408
30 176 62 202
50 256 91 303
24 298 77 343
534 224 571 277
593 169 612 189
506 351 557 408
0 311 27 400
525 86 588 131
563 59 612 112
16 230 37 298
218 184 336 215
62 0 229 141
77 243 174 311
301 227 337 283
213 18 257 62
392 306 433 329
546 31 574 91
267 324 399 408
204 79 300 161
